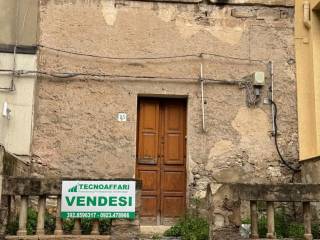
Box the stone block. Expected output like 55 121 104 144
208 183 320 202
0 207 8 235
111 219 140 240
231 9 256 18
2 177 142 196
302 157 320 184
257 8 281 20
280 9 291 19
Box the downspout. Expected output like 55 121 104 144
304 0 311 29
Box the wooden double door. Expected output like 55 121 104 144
136 98 187 225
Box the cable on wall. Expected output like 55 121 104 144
239 80 260 107
0 68 250 85
1 67 300 173
38 44 268 63
270 99 301 173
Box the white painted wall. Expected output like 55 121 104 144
0 53 36 155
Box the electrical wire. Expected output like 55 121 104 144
239 80 260 106
0 69 246 85
203 52 267 63
38 44 199 60
5 67 299 175
38 44 268 63
270 99 301 173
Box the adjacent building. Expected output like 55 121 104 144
295 0 320 183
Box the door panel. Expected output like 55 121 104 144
137 100 160 223
161 101 186 223
141 196 158 217
162 170 185 192
139 169 158 192
162 196 185 217
137 165 160 223
138 101 159 165
161 166 186 222
163 102 185 165
137 98 186 225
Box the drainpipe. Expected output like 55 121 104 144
304 0 311 29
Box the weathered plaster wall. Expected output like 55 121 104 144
33 0 298 199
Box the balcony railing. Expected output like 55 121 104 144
0 146 141 239
207 183 320 240
0 177 141 240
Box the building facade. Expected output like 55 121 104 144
1 0 300 227
295 0 320 183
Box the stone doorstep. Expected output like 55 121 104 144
140 225 171 237
5 235 111 240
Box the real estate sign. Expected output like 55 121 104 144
61 180 135 219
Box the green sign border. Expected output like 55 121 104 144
61 211 135 219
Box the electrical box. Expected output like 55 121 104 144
252 72 265 86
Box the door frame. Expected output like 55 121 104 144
135 95 189 225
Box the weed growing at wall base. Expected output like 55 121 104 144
164 214 209 240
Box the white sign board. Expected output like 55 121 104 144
61 181 135 219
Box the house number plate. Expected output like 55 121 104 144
117 113 127 122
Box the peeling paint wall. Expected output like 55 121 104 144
33 0 298 200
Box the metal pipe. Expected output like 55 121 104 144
270 61 276 136
10 0 20 92
200 64 206 133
